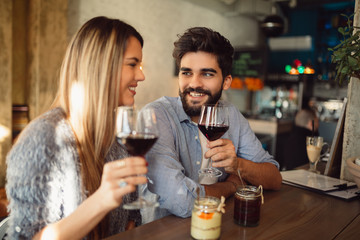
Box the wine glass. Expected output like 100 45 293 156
116 106 159 209
197 104 229 178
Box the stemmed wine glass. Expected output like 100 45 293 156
197 104 229 178
116 106 159 209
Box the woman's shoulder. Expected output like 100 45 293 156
14 108 68 144
7 108 73 167
31 107 67 127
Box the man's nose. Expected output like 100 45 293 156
189 74 203 88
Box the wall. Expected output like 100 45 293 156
0 1 13 188
0 0 67 187
12 0 28 105
27 0 68 120
68 0 261 109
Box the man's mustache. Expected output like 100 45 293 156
183 87 211 96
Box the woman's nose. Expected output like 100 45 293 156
136 66 145 81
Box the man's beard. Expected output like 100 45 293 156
179 87 223 117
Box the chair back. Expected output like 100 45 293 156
0 217 9 240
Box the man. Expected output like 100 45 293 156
142 27 282 222
282 108 319 170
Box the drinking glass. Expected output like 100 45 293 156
234 185 263 227
197 104 229 178
116 106 159 209
306 136 329 173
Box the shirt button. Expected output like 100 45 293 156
15 226 21 232
196 161 200 165
195 136 198 140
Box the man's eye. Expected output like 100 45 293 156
181 72 191 76
203 72 214 77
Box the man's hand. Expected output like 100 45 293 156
205 138 238 173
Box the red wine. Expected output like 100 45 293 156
198 124 229 141
117 133 158 156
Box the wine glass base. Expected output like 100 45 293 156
308 168 320 174
309 162 319 174
123 198 159 210
198 168 223 178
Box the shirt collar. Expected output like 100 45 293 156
175 97 193 123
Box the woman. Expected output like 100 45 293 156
6 16 147 239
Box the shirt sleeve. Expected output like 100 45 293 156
143 104 205 218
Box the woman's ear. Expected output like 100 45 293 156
223 75 232 90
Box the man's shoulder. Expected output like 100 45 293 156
144 96 179 115
146 96 177 107
220 100 240 111
143 97 188 130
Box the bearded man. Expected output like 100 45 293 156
141 27 282 223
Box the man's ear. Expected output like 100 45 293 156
223 75 232 90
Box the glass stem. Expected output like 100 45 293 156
208 158 213 169
137 177 147 201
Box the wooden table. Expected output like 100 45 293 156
105 184 360 240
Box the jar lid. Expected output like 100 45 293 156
194 196 220 211
235 185 264 203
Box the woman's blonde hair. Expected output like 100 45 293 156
52 16 143 238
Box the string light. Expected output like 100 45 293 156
285 60 315 75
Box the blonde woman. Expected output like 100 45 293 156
6 16 147 239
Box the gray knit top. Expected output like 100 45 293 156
6 107 141 239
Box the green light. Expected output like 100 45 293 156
298 66 305 74
285 65 292 73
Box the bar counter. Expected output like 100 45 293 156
105 184 360 240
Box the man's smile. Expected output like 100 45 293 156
189 92 205 97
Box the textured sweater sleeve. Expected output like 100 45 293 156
6 110 81 239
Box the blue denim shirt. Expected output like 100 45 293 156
141 96 278 223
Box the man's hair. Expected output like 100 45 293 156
295 108 317 128
172 27 234 77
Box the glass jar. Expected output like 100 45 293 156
233 185 263 227
191 196 221 240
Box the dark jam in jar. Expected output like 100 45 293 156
233 186 262 227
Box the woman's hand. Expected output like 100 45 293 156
205 138 238 173
95 157 148 211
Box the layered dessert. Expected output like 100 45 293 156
191 197 222 240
